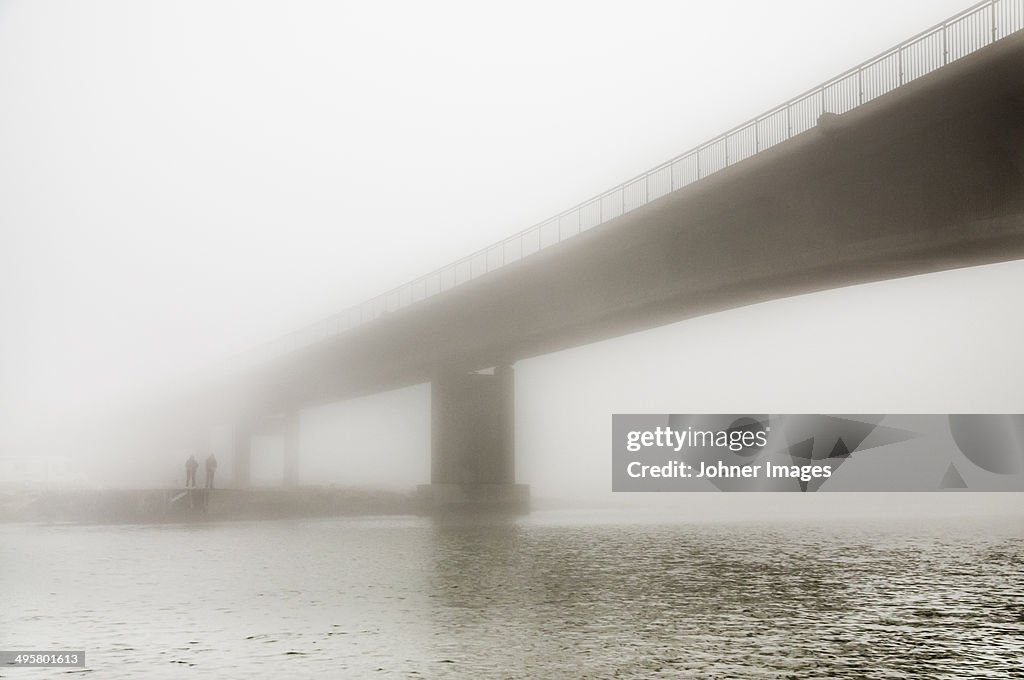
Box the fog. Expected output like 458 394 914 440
2 0 1020 504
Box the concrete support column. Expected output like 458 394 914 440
283 413 300 487
232 421 252 488
419 365 528 513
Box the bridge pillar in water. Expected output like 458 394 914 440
283 413 300 487
232 421 252 488
418 365 529 513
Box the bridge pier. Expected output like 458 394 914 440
418 365 529 513
232 421 252 488
283 413 300 487
231 415 300 488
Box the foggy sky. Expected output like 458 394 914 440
2 0 1020 495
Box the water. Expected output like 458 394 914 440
2 511 1023 678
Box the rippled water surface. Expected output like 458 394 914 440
3 511 1023 678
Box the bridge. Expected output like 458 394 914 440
159 0 1024 511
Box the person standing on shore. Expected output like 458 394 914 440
205 454 218 489
185 455 198 487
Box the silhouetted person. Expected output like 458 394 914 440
185 455 198 487
205 454 218 489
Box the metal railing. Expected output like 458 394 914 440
239 0 1024 368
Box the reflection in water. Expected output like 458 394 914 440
2 512 1022 678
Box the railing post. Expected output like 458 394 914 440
943 22 948 64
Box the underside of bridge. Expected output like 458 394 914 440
165 29 1024 512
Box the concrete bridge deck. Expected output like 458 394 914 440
197 29 1024 420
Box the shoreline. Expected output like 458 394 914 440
0 486 418 525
